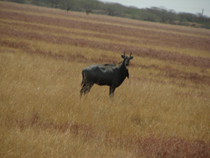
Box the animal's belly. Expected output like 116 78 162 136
96 79 111 86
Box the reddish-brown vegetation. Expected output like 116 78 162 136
16 113 210 158
15 113 210 158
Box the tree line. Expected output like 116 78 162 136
4 0 210 29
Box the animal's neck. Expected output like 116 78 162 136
119 59 125 68
119 60 128 78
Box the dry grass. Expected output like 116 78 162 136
0 2 210 158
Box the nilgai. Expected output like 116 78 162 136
80 53 133 97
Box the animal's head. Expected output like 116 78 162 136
121 53 133 69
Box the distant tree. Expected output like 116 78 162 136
7 0 25 3
8 0 210 29
101 3 115 16
80 0 99 15
101 2 126 17
60 0 76 12
46 0 60 8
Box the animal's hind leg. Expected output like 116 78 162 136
80 83 87 98
84 83 93 95
80 83 93 98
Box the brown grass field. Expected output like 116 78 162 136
1 2 210 157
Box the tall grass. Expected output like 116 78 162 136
1 51 209 157
1 2 210 157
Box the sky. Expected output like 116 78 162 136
100 0 210 17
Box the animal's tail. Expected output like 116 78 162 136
81 70 86 86
81 78 85 86
81 74 84 86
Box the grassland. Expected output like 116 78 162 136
1 2 210 157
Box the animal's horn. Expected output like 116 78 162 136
130 52 133 59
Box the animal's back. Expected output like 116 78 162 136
82 64 115 85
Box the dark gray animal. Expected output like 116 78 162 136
80 53 133 97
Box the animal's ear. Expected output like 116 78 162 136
121 52 125 58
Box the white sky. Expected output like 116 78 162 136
100 0 210 17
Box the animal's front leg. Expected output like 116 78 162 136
109 87 115 97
